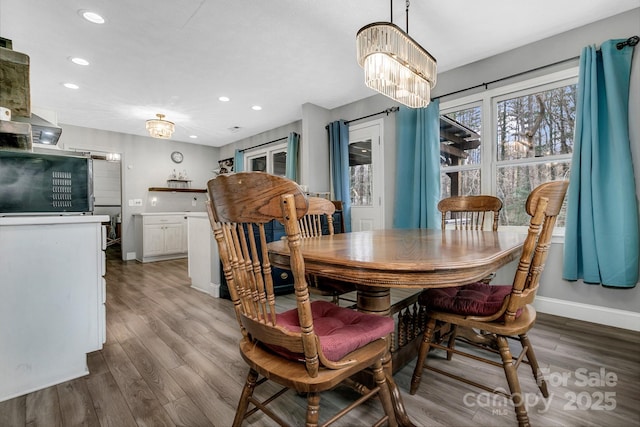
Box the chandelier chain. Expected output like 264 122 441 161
406 0 410 34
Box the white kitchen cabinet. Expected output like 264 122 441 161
134 213 188 262
0 215 108 403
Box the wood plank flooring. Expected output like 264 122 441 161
1 247 639 426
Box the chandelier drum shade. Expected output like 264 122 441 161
356 19 437 108
145 113 175 139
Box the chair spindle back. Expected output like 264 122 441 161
206 173 322 373
298 197 335 238
438 195 503 231
503 180 569 323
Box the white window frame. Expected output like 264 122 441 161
244 142 288 176
439 67 579 236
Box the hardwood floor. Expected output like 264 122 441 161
2 247 639 426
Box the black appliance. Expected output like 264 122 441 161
0 150 94 215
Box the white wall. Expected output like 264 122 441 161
55 125 219 259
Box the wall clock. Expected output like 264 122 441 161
171 151 183 163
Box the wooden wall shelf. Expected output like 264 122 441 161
148 187 207 193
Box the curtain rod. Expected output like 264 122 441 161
617 35 639 50
239 136 288 152
433 35 638 101
346 106 399 124
325 107 399 129
431 56 580 101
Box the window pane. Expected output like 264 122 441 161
272 151 287 176
497 162 570 226
440 169 481 199
496 85 576 161
349 139 372 206
440 105 482 198
250 156 266 172
441 106 481 167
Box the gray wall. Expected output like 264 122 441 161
218 121 302 160
54 125 219 259
432 9 640 316
328 95 401 229
301 103 331 194
223 9 640 317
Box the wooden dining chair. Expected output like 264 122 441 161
206 172 398 427
439 195 503 232
410 181 569 427
434 194 504 354
301 197 356 305
298 196 336 238
439 194 503 286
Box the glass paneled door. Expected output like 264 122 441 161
348 120 384 231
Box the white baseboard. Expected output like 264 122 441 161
210 283 220 298
189 282 221 299
534 296 640 332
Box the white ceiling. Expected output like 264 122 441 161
1 0 638 147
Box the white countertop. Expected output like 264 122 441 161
186 212 207 217
133 212 204 216
0 215 110 226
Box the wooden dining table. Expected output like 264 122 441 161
268 228 524 426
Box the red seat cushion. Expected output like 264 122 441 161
274 300 394 362
419 282 514 317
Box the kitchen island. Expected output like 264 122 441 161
186 212 221 297
0 214 108 402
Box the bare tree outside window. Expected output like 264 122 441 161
496 84 575 226
439 80 575 227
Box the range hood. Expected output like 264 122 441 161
0 39 63 147
11 113 62 145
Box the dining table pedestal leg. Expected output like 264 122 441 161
356 285 391 315
356 285 416 427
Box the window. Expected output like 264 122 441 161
245 142 287 176
349 138 373 206
348 120 385 231
440 104 482 198
440 69 577 227
495 83 574 226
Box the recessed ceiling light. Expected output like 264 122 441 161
218 96 230 102
80 10 105 24
63 83 79 89
189 135 198 139
251 105 262 111
70 57 90 66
